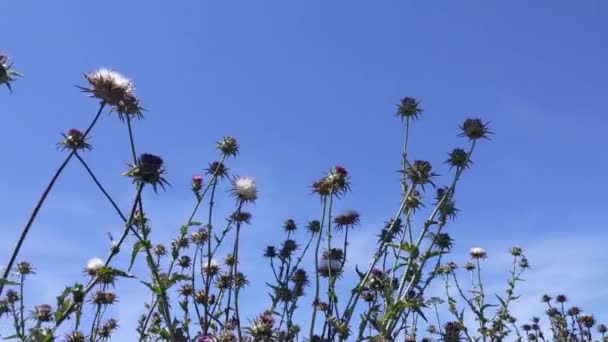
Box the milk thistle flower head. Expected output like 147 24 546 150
578 314 595 328
470 247 487 259
91 291 118 306
459 118 492 141
0 53 22 93
306 220 321 234
202 259 220 276
85 257 104 276
191 175 203 192
217 136 239 157
65 331 86 342
15 261 34 275
112 92 144 120
232 176 257 203
82 69 133 107
123 153 169 192
34 304 53 322
447 148 471 169
333 210 360 231
283 218 297 232
58 128 92 151
395 97 423 120
405 160 436 185
318 248 344 277
555 294 568 303
191 227 209 245
206 161 228 179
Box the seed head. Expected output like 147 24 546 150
567 306 581 316
217 136 239 157
597 324 607 334
459 118 491 141
82 69 133 104
232 176 257 202
202 259 220 276
464 262 476 271
541 294 552 303
5 290 19 304
578 314 595 328
85 258 104 276
395 97 423 120
469 247 487 259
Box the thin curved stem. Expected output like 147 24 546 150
0 101 106 296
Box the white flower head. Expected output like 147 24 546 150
85 257 104 276
469 247 487 259
83 68 134 106
232 176 257 202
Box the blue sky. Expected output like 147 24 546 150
2 1 608 340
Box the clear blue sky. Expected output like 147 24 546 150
2 1 608 340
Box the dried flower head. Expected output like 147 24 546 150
217 136 239 157
283 218 297 232
405 160 436 185
555 294 567 303
15 261 34 275
541 294 552 303
470 247 487 259
291 269 309 287
280 239 298 258
91 291 117 306
447 148 471 169
5 290 19 304
0 53 22 92
567 306 581 316
85 257 104 276
597 324 607 334
263 246 277 258
202 259 220 276
154 244 167 256
460 118 492 141
34 304 53 322
333 210 360 231
58 129 92 151
65 331 86 342
112 92 144 120
511 246 523 257
82 69 133 105
206 161 229 179
231 211 252 224
306 220 321 234
124 153 169 192
395 97 423 120
191 227 209 245
431 233 454 250
578 313 595 328
405 189 423 211
177 255 192 268
318 248 344 277
463 262 476 271
232 176 257 202
179 284 194 297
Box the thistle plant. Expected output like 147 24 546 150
2 53 606 342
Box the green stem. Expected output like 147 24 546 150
309 196 328 340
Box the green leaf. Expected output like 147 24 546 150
3 334 20 339
129 241 145 271
0 278 19 286
188 221 202 226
